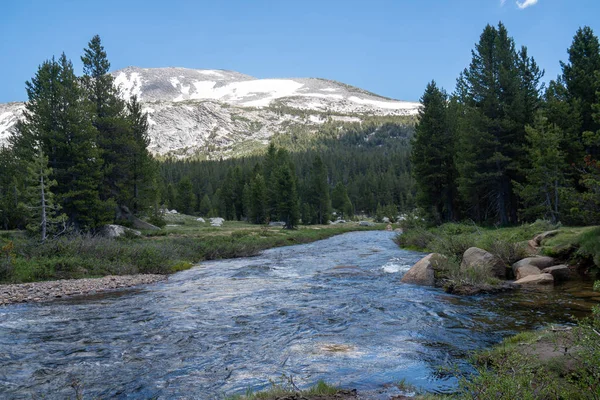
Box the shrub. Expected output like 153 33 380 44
395 227 436 250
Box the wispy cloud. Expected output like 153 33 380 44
516 0 539 9
500 0 507 5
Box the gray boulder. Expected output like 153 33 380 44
541 265 571 281
358 221 375 227
512 256 555 276
196 217 206 223
461 247 507 279
516 265 541 280
515 273 554 285
101 225 141 238
401 253 447 286
269 221 286 227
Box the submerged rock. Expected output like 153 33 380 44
401 253 447 286
461 247 507 279
542 265 571 281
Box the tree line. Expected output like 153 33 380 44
158 120 416 227
412 23 600 226
0 36 157 238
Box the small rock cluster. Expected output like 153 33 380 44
210 217 225 227
0 274 167 306
401 229 574 294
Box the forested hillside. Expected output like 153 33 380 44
158 119 416 227
412 23 600 227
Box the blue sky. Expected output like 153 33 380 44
1 0 598 103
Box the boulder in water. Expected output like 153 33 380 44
516 265 541 280
541 265 571 281
401 253 447 286
515 273 554 285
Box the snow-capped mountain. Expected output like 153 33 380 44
0 67 420 158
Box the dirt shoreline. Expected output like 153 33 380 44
0 274 167 306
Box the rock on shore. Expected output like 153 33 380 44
0 274 167 306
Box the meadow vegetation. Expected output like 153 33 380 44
0 214 380 284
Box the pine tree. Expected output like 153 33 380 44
166 183 177 210
126 95 157 214
412 81 457 224
308 155 331 224
14 54 112 230
249 174 268 224
514 115 566 223
81 35 136 209
176 177 195 214
331 182 353 219
22 147 65 241
274 164 299 229
561 27 600 138
455 23 542 224
198 194 212 216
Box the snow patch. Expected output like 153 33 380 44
348 96 417 110
114 72 143 100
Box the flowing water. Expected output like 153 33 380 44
0 231 598 399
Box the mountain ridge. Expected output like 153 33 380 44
0 67 420 158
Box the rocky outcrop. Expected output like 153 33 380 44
0 275 167 306
515 273 554 285
512 256 556 276
533 230 560 245
401 253 447 286
461 247 507 279
542 265 571 281
101 225 141 238
210 217 225 227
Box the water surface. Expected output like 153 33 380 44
0 231 597 399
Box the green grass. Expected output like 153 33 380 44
225 377 339 400
397 220 600 269
0 217 382 284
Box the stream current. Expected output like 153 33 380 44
0 231 597 399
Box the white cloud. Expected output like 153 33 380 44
516 0 539 9
500 0 507 5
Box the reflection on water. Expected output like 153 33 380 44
0 231 597 399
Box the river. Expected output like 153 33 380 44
0 231 597 399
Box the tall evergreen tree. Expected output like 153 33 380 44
412 81 457 223
455 23 543 224
514 115 566 223
308 155 331 224
274 164 299 229
249 174 268 224
14 55 112 230
176 177 195 214
561 27 600 138
126 95 157 214
81 35 136 209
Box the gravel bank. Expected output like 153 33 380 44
0 274 167 306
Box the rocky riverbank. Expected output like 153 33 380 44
0 274 167 306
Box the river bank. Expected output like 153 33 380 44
0 216 382 286
0 274 167 306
